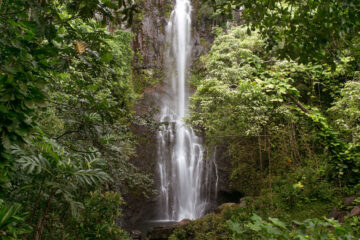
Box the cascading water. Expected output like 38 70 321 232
156 0 218 221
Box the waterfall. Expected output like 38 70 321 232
156 0 217 221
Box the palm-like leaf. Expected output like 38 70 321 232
16 154 51 175
11 137 113 222
73 169 111 186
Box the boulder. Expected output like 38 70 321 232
147 219 191 240
350 206 360 217
328 208 348 223
147 225 175 240
215 203 238 214
130 230 142 239
176 218 191 227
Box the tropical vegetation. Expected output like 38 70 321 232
0 0 360 239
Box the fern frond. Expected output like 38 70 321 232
86 113 102 122
84 152 105 169
10 145 26 156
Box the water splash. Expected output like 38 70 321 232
156 0 217 221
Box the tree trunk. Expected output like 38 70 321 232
266 131 273 213
258 135 263 175
35 190 55 240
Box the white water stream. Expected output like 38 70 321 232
156 0 217 221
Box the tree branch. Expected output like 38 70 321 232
69 147 99 154
285 94 310 114
54 130 80 140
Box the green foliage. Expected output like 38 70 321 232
186 23 360 240
0 201 31 239
345 216 360 236
329 81 360 144
204 0 360 67
7 133 139 239
191 26 360 193
190 27 292 138
2 0 360 238
0 0 154 238
230 162 262 196
0 0 137 189
169 212 233 240
0 0 135 143
11 137 110 194
68 191 131 240
254 161 338 220
9 137 111 235
230 214 357 240
190 27 326 140
308 111 360 185
170 201 358 240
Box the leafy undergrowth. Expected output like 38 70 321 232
169 203 359 240
169 210 234 240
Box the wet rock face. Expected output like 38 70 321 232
121 121 159 229
132 0 171 69
213 143 234 202
132 0 219 70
